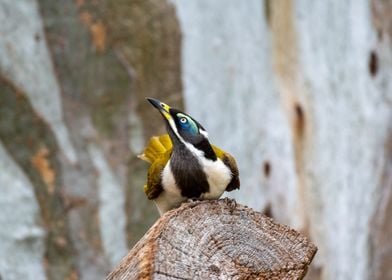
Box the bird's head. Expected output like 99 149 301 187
147 97 216 160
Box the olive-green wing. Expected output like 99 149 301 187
211 145 240 191
144 154 170 199
139 134 172 200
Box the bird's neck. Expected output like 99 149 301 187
167 128 217 161
193 140 217 161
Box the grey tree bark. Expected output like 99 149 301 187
0 0 182 279
171 1 392 279
0 0 391 280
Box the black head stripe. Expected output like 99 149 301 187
194 140 217 161
168 108 216 160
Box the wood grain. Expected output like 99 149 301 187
107 199 317 280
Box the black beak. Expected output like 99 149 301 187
147 97 162 110
146 97 172 121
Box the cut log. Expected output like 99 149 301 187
106 199 317 280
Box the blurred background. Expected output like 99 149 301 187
0 0 391 279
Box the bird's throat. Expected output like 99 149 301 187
170 145 210 198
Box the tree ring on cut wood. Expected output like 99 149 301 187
107 199 317 280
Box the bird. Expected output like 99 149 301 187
138 97 240 215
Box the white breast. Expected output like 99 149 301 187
200 157 231 199
155 147 232 215
154 161 185 215
183 142 232 200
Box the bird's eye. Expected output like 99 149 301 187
180 117 187 123
160 103 165 108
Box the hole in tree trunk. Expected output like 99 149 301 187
263 203 273 218
369 50 378 77
263 161 271 178
294 103 306 137
264 0 272 27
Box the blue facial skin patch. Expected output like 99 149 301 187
177 113 198 135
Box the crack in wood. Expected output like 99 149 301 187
106 200 317 279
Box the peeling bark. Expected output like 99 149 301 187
0 0 76 163
0 78 76 279
172 1 392 280
0 142 46 280
1 1 391 279
171 0 296 220
1 0 183 278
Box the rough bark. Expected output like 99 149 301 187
107 200 317 280
0 0 182 279
172 1 392 279
1 1 391 279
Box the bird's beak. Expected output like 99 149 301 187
146 97 172 121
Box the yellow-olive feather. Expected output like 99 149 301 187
139 134 239 199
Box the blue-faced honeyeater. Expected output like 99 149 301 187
139 98 240 215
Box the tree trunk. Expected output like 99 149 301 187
107 200 317 280
0 1 391 280
0 0 181 279
171 1 392 279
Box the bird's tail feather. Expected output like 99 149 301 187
138 134 172 163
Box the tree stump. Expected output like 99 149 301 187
106 199 317 280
